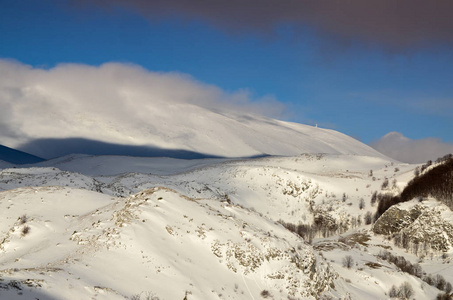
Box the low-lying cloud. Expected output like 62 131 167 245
0 59 285 156
73 0 453 50
371 132 453 163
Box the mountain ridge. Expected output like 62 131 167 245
6 100 385 160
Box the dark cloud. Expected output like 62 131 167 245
73 0 453 49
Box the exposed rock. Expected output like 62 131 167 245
373 200 453 252
373 205 424 235
403 209 453 251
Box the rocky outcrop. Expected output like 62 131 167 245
373 205 424 235
373 200 453 252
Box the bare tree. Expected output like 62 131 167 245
370 191 377 206
381 178 389 190
389 285 398 298
398 282 413 299
435 274 447 291
364 212 372 225
342 255 354 269
359 198 365 210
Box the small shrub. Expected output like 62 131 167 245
370 191 377 206
381 178 389 190
342 255 353 269
260 290 271 298
18 214 28 224
423 275 434 286
129 292 161 300
436 274 447 291
21 226 30 237
392 179 397 189
398 281 414 299
436 293 451 300
389 285 398 298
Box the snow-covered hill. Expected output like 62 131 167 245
0 186 336 299
1 149 452 299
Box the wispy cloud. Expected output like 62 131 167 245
0 59 285 150
410 99 453 117
371 132 453 163
72 0 453 50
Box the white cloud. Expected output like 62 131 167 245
371 132 453 163
0 59 286 153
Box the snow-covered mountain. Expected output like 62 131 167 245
16 113 385 160
2 61 452 299
1 102 452 299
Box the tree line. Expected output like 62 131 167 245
375 154 453 220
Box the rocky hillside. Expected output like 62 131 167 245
374 199 453 252
376 154 453 219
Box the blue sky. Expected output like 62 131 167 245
1 0 452 157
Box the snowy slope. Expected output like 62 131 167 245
33 154 235 176
16 107 385 160
0 160 13 169
0 154 412 228
0 186 335 299
83 154 409 224
1 151 452 299
0 167 107 194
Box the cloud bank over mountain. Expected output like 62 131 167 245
0 59 284 151
371 132 453 163
2 59 449 162
0 59 385 160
